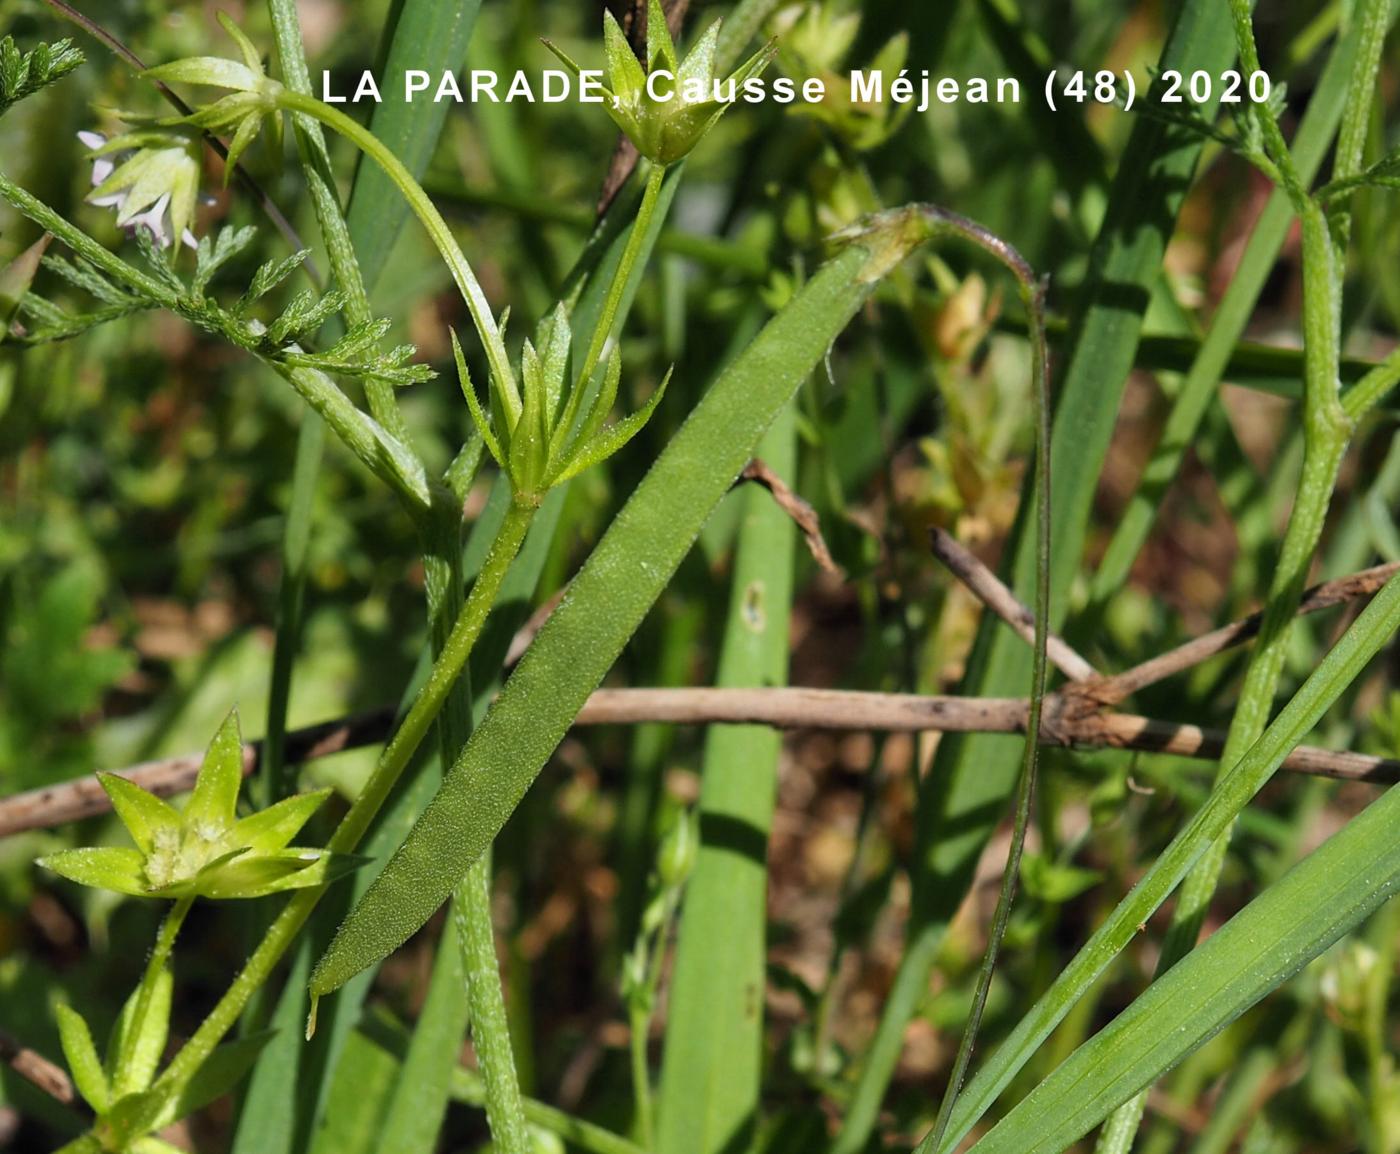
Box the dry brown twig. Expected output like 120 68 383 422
930 528 1095 680
1 545 1394 839
0 1027 76 1107
739 458 844 577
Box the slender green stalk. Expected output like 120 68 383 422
260 411 324 805
328 500 534 857
834 7 1238 1142
1085 11 1372 615
578 163 666 392
1328 0 1392 251
257 0 375 809
918 210 1051 1154
1153 0 1349 973
264 0 398 431
629 1002 655 1149
274 89 515 405
150 499 534 1099
1343 350 1400 421
114 896 192 1096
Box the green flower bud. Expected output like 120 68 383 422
454 302 670 502
544 0 776 166
142 13 284 178
38 709 362 901
656 804 698 888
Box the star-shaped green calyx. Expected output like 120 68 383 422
39 709 359 901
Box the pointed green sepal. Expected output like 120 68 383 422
108 966 172 1094
227 788 331 854
551 366 671 486
98 773 181 856
454 330 506 468
142 57 260 92
185 707 244 835
38 847 151 897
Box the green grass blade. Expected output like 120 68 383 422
259 410 325 805
833 2 1239 1143
374 910 472 1152
1084 8 1386 616
309 240 886 998
656 406 797 1154
966 778 1400 1154
344 0 483 294
936 572 1400 1151
307 1029 401 1154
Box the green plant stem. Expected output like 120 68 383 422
265 0 412 445
274 89 515 406
260 410 324 805
452 870 530 1153
1096 10 1355 1149
1343 349 1400 421
115 896 192 1096
579 163 666 392
327 498 534 858
629 1003 655 1150
449 1064 647 1154
257 0 377 807
422 497 530 1154
636 884 680 1149
1328 0 1391 251
1084 9 1371 617
151 499 534 1099
1149 15 1349 985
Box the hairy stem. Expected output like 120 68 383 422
422 497 531 1154
453 867 530 1153
264 0 401 440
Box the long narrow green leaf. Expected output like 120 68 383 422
834 2 1238 1143
345 0 483 293
310 238 888 997
967 777 1400 1154
937 571 1400 1151
656 407 797 1154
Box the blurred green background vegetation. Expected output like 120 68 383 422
2 0 1399 1150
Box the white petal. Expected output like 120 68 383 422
126 192 172 248
76 130 106 150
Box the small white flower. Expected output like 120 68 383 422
77 129 199 250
